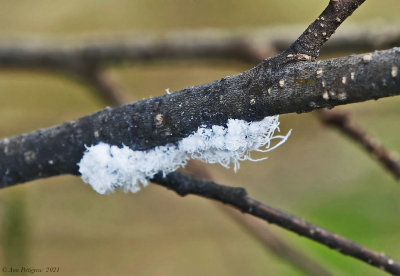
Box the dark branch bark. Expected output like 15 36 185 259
319 109 400 179
283 0 366 60
152 171 400 275
1 47 399 186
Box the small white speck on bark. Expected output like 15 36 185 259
338 92 347 101
362 54 372 63
155 114 164 125
391 66 398 78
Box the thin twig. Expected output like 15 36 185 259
1 21 399 70
220 207 333 276
83 70 127 107
186 160 333 276
152 171 400 275
283 0 366 60
319 109 400 179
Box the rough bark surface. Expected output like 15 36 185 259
1 47 399 186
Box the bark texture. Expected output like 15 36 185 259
0 48 400 186
1 47 400 186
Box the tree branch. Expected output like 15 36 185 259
319 109 400 179
83 69 128 106
186 160 333 276
0 1 370 74
152 171 400 275
221 207 333 276
283 0 366 60
2 21 398 70
1 47 399 186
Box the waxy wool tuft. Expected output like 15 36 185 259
78 116 290 194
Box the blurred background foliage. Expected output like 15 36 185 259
0 0 399 275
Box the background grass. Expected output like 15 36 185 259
0 1 399 275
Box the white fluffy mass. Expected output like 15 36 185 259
78 116 291 194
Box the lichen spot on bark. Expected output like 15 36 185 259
338 92 347 101
294 78 313 84
155 114 163 126
24 151 36 163
322 91 329 100
362 54 372 63
392 66 398 78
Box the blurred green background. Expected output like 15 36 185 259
0 0 399 275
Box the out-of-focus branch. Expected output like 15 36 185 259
319 109 400 179
222 208 333 276
186 160 333 276
82 69 127 107
152 171 400 275
0 22 399 71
